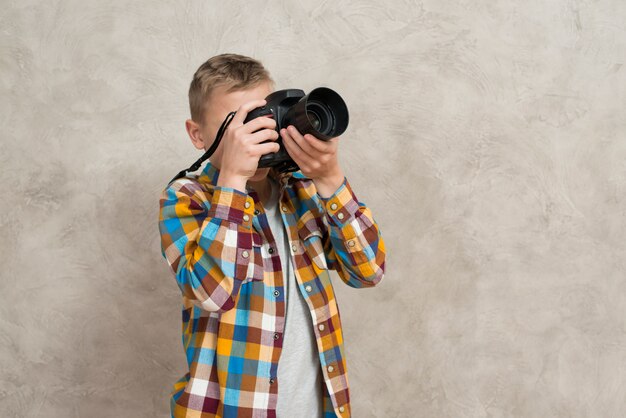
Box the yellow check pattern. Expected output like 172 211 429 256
158 161 386 417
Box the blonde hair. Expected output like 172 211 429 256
188 53 274 123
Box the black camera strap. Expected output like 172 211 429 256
168 111 237 185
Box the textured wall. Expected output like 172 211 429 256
1 1 625 417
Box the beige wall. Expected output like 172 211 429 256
1 1 625 417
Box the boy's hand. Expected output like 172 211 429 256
219 99 281 182
280 125 345 198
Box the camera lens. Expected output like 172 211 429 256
307 110 321 131
282 87 349 141
306 101 333 136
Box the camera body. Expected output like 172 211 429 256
243 87 349 174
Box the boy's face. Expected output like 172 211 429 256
186 81 274 183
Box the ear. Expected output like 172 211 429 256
185 119 207 150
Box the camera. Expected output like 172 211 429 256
168 87 348 184
243 87 349 174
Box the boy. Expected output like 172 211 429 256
158 53 386 418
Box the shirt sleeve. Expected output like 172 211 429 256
158 179 257 312
318 176 386 288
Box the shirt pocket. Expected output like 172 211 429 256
299 229 328 271
245 232 265 282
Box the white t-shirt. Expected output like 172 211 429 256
264 176 324 417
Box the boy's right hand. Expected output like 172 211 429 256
218 99 280 184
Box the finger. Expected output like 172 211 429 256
248 128 279 144
281 128 305 162
257 141 281 156
286 125 316 159
241 114 277 135
303 133 330 153
231 99 267 127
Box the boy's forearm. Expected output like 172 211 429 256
316 176 386 288
312 170 345 199
216 171 248 193
159 182 259 313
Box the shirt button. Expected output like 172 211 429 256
274 332 280 340
327 365 334 373
291 244 297 253
273 289 280 297
330 202 338 210
269 378 275 384
305 285 312 292
318 323 325 331
281 205 288 212
254 209 260 215
243 214 250 222
348 240 355 247
244 201 251 209
337 212 344 220
268 247 274 254
242 250 249 258
339 406 345 413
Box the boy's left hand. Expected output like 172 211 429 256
280 125 343 181
280 125 345 197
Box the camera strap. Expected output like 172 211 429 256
168 111 237 185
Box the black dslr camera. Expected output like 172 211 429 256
169 87 349 184
243 87 349 174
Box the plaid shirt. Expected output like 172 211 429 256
158 160 386 418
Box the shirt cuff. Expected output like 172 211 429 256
319 176 360 227
206 186 255 229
